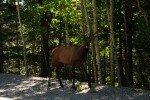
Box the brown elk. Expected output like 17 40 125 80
49 32 97 89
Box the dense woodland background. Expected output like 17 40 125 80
0 0 150 90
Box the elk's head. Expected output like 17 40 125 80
82 31 98 48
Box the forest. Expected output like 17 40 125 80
0 0 150 90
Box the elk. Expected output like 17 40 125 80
49 32 97 89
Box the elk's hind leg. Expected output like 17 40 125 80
56 66 64 87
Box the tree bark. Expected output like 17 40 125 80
59 17 63 46
82 0 90 34
136 0 149 26
106 0 115 86
107 0 120 86
92 0 105 85
41 33 49 77
123 0 133 87
0 24 4 73
16 34 20 75
16 2 28 75
65 21 69 46
117 0 126 87
109 0 115 86
91 42 98 83
40 12 52 77
81 0 95 83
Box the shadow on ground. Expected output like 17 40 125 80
0 74 150 100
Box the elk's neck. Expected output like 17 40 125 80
78 46 89 57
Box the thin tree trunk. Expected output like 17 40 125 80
81 0 86 35
91 43 98 83
40 12 52 77
136 0 149 26
109 0 115 86
82 0 92 82
59 17 63 46
65 21 69 46
106 0 115 86
123 0 133 87
117 0 126 87
82 0 90 34
0 24 4 73
92 0 105 85
107 0 120 86
16 34 20 75
41 33 49 77
16 2 28 75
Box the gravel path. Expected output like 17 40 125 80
0 74 150 100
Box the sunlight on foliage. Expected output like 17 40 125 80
70 37 79 44
76 80 82 92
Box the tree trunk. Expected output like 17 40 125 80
82 0 90 34
81 0 92 82
59 17 63 46
81 0 86 35
16 34 20 75
117 0 126 87
123 0 133 87
107 0 120 86
0 24 4 73
16 3 28 75
40 12 52 77
92 0 105 85
91 43 98 83
136 0 149 26
40 33 49 77
110 0 115 86
106 0 115 86
65 21 69 46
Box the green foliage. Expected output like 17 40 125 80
1 0 150 90
52 71 57 78
38 0 81 24
90 88 98 93
133 26 150 89
70 37 79 44
134 27 150 52
76 80 82 91
7 0 15 4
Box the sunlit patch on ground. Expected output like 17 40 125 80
0 74 150 100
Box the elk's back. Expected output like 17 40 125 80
51 46 88 65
